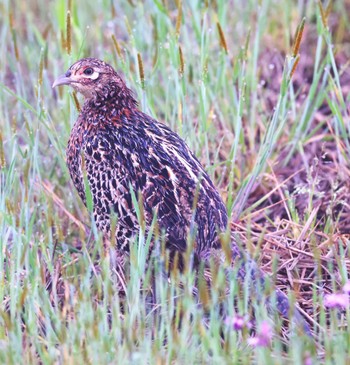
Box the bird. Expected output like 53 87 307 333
53 57 310 334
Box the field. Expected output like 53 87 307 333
1 0 350 363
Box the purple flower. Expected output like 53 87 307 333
324 293 349 309
247 320 273 347
303 352 313 365
225 314 251 331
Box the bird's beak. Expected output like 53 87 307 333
52 74 72 88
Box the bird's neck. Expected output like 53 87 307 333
84 81 137 115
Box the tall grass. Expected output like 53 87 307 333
0 0 349 363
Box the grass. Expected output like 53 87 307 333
0 0 350 363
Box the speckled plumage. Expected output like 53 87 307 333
53 58 309 333
64 58 228 261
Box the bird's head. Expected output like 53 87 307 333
52 58 127 100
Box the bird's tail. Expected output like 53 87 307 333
235 254 311 335
207 233 311 335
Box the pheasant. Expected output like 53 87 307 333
53 58 309 334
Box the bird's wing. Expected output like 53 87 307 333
81 120 199 251
81 129 140 248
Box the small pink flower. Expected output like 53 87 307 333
247 320 273 347
324 293 349 309
304 352 313 365
343 281 350 294
225 314 251 331
247 336 261 347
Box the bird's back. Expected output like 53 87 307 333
67 102 228 259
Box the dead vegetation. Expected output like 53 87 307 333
236 18 350 330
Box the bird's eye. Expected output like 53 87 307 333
84 68 94 76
